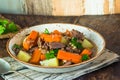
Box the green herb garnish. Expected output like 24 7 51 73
8 22 18 32
45 49 58 59
77 42 83 49
0 26 6 35
0 19 18 35
44 28 50 34
82 54 90 61
71 37 77 43
13 44 22 49
0 19 8 25
70 37 83 49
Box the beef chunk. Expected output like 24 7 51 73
12 48 20 55
12 44 22 55
65 46 81 53
62 60 72 66
42 42 49 50
71 29 84 40
65 46 73 52
49 42 65 49
37 38 49 50
37 38 44 47
28 46 37 53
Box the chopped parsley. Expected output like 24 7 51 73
0 26 5 34
70 37 83 49
13 44 22 49
0 19 18 35
44 28 50 34
82 54 90 61
45 49 58 59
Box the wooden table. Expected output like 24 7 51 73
0 14 120 80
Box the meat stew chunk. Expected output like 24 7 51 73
49 42 65 49
71 29 84 40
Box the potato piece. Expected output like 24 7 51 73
40 57 59 67
82 39 93 48
17 50 31 62
61 37 67 44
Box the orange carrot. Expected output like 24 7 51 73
80 49 92 56
29 48 41 64
41 54 46 60
52 30 61 35
23 30 38 50
65 30 72 37
22 37 30 51
57 50 82 63
28 31 39 40
40 33 61 42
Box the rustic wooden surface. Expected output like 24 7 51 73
0 14 120 80
0 0 120 16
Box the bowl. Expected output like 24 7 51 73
7 23 105 73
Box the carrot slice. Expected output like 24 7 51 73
57 50 82 63
40 33 61 42
80 49 92 56
22 37 30 51
29 48 41 64
23 30 38 50
52 30 61 35
28 30 38 40
65 29 72 37
41 54 46 60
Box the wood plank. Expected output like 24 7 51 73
104 0 109 14
24 0 120 15
0 0 120 15
25 0 52 15
115 0 120 13
108 0 115 14
52 0 85 16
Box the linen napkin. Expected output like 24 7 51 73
1 49 119 80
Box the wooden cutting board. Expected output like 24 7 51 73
0 0 120 16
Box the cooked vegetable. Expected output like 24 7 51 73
17 50 31 62
40 57 59 67
57 50 82 63
0 19 18 35
23 30 38 50
40 33 61 42
53 30 61 35
41 54 46 60
82 54 90 61
13 44 22 49
65 29 72 36
70 37 83 49
61 37 68 44
44 28 49 34
45 49 58 59
82 39 93 48
12 44 22 54
28 30 38 40
29 48 41 64
81 49 92 56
